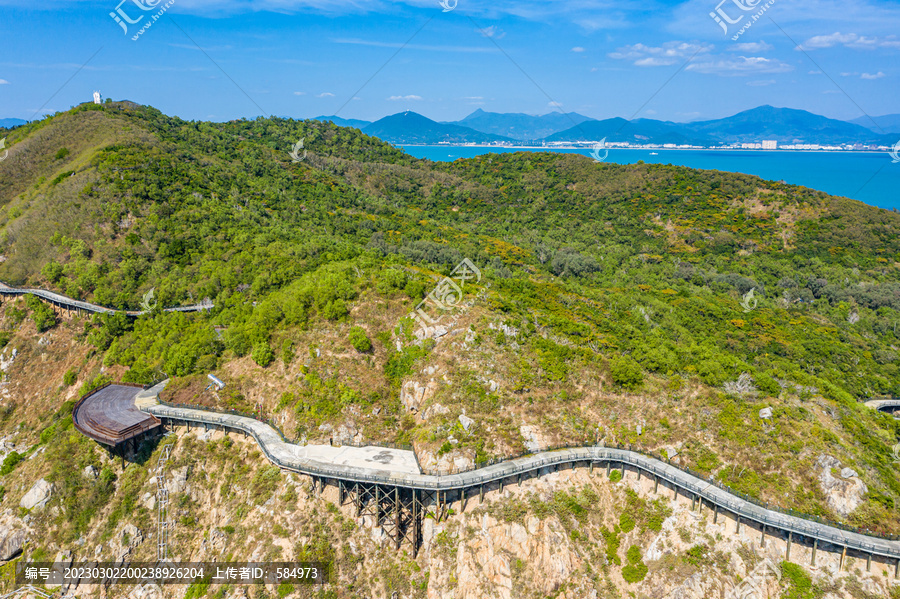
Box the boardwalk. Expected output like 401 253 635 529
0 282 213 316
134 381 900 566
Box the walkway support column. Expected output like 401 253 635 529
760 524 765 548
654 475 658 494
840 546 847 572
811 539 817 567
714 504 719 524
786 531 792 560
394 488 401 550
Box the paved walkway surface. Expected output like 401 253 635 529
137 380 900 561
0 282 212 315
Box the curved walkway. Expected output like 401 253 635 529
135 381 900 563
864 398 900 415
0 282 213 316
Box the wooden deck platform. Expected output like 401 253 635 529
73 383 161 446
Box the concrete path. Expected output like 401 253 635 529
138 380 900 561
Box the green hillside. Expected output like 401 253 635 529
2 101 900 533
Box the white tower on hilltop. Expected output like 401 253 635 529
93 91 102 105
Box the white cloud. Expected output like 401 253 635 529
747 79 776 86
861 71 886 79
333 38 496 53
609 42 713 66
316 92 335 98
729 42 773 53
548 101 563 108
388 95 423 101
799 32 900 50
686 56 793 76
293 91 306 96
0 79 8 85
571 46 586 53
478 26 505 39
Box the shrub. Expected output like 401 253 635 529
622 562 648 583
63 369 78 387
619 513 636 533
25 295 57 332
0 452 23 476
348 326 371 352
54 148 70 160
609 469 622 483
622 545 648 583
252 342 274 368
610 356 644 390
780 562 815 599
281 339 294 365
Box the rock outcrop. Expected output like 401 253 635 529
20 478 53 510
816 455 867 517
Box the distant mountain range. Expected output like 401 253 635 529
0 118 26 129
5 107 894 145
849 113 900 134
312 105 898 147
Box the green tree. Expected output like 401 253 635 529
252 342 275 368
610 356 644 390
348 326 372 352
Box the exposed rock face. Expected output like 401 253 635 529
401 380 438 413
759 407 773 419
20 478 53 510
816 455 867 517
0 526 25 560
421 403 450 421
520 425 548 453
83 465 98 479
458 414 474 432
334 422 361 446
418 447 475 474
169 467 189 494
123 523 143 547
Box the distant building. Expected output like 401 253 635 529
762 140 778 150
93 91 102 105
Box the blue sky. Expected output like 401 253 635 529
0 0 898 123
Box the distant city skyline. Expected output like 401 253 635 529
0 0 898 125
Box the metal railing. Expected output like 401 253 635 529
0 281 213 316
144 403 900 559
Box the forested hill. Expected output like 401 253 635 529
1 101 900 531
